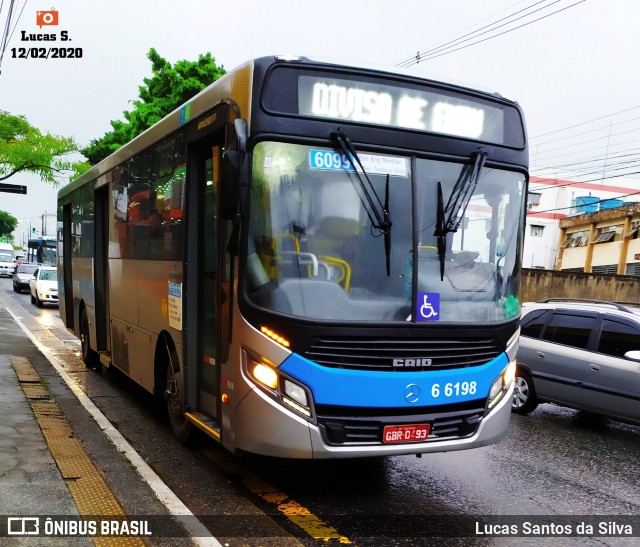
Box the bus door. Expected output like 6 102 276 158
185 138 226 425
61 204 74 328
94 185 110 353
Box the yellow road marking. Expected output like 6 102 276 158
200 445 351 543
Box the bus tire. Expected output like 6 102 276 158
80 308 98 368
164 348 192 444
511 368 538 414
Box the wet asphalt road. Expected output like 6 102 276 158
1 276 638 546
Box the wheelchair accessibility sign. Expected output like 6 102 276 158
416 292 440 321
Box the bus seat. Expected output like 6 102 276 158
308 217 361 257
272 279 350 319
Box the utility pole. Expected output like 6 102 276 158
40 212 56 236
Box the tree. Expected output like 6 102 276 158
0 111 85 185
82 48 226 164
0 210 18 239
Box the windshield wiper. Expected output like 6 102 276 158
433 149 487 280
331 130 393 275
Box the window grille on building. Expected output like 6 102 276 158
593 230 615 244
625 262 640 276
592 264 617 275
563 232 587 247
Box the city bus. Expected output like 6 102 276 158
27 236 57 264
58 55 528 459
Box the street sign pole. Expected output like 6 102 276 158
0 183 27 194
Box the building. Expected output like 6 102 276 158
523 176 639 271
555 202 640 275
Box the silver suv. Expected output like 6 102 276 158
513 299 640 426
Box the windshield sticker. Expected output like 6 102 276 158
309 149 408 177
416 292 440 321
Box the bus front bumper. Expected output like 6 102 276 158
231 382 513 459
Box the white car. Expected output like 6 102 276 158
29 266 59 307
0 253 15 277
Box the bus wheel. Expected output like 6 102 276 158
165 362 192 443
511 369 538 414
80 308 98 368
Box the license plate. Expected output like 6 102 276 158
383 423 430 444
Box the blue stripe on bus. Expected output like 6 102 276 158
279 352 509 408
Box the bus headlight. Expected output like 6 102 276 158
488 360 516 409
283 379 308 407
282 378 311 417
250 361 278 390
245 352 313 419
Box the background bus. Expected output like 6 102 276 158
58 56 528 459
27 236 57 265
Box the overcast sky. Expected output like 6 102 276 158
1 0 639 243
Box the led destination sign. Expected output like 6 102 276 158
297 75 511 144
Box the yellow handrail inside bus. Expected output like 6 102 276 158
320 255 351 291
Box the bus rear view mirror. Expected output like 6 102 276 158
220 150 241 219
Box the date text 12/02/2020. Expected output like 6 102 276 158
11 47 82 59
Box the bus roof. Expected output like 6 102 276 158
60 55 521 200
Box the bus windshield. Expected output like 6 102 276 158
246 141 525 323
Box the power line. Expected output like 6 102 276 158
531 126 640 158
536 155 640 176
529 169 640 194
536 160 640 185
531 115 640 148
529 105 640 139
398 0 586 67
0 0 27 74
397 0 554 67
536 149 640 172
531 166 640 191
532 138 640 167
5 0 26 53
0 0 16 71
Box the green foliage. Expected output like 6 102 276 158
0 110 82 185
82 48 226 165
0 210 18 238
69 161 93 181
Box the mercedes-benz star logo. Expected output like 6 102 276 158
405 383 420 403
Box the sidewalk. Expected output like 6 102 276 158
0 357 95 546
0 294 205 546
0 304 93 545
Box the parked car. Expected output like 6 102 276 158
0 253 15 277
513 299 640 426
13 262 39 293
29 266 59 307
